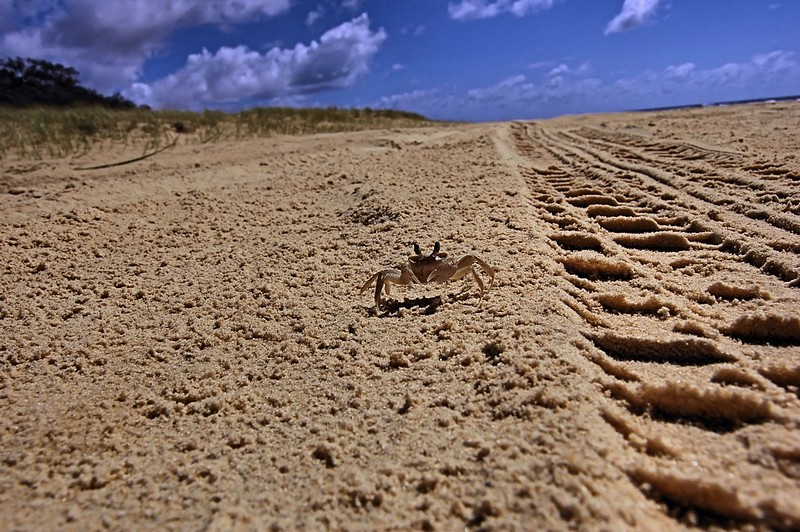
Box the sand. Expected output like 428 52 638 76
1 102 799 530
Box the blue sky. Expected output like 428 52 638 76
1 1 798 120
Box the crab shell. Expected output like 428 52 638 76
360 241 495 313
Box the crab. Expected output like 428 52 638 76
360 241 495 313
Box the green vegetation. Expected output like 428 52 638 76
0 106 432 160
0 57 432 161
1 57 136 108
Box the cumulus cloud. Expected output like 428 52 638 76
377 50 800 121
670 50 797 88
378 69 592 120
665 62 695 82
449 0 662 35
600 51 799 103
0 0 290 92
546 63 569 87
125 14 387 109
605 0 661 34
380 89 438 109
468 74 527 99
448 0 556 21
751 49 796 73
465 69 600 109
306 5 325 26
377 64 602 120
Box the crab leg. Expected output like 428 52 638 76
359 271 383 294
360 266 421 312
458 255 496 290
443 264 485 294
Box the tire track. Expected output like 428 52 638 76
508 119 800 529
563 126 800 270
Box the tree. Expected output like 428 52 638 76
0 56 136 108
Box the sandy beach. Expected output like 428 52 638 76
2 102 800 529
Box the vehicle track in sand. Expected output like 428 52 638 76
501 116 800 528
2 105 799 530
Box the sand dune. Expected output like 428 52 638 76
2 102 799 529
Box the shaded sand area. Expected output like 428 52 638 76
2 102 800 529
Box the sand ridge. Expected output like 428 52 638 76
1 103 799 529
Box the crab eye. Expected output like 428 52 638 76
433 241 441 254
413 243 421 255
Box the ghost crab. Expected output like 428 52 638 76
360 241 495 313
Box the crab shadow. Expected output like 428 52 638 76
368 290 477 317
378 295 442 316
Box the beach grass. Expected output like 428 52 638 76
0 106 432 160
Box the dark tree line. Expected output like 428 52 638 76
0 57 137 108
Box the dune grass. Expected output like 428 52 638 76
0 106 432 160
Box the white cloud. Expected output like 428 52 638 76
0 0 291 92
546 64 569 87
509 0 557 17
465 69 600 109
466 75 529 105
400 24 426 36
376 50 800 121
645 51 796 95
605 0 661 34
380 89 438 108
125 14 387 109
608 50 800 103
306 5 324 26
448 0 556 21
547 63 569 76
665 62 695 82
528 60 555 70
751 49 796 73
687 50 796 89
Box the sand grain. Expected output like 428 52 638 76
2 102 799 529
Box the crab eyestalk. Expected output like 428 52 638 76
433 241 441 255
413 243 421 255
